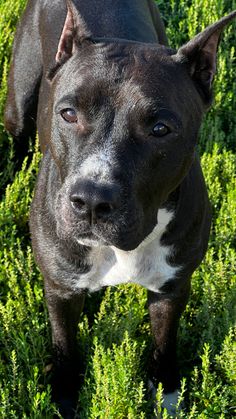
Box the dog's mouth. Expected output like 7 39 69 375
56 207 150 250
55 189 156 251
74 221 142 249
76 230 108 247
56 202 149 250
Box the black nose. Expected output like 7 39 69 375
69 180 120 223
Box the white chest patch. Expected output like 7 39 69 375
75 209 180 293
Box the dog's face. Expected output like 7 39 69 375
49 42 202 250
47 4 235 251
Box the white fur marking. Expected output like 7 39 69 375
149 381 181 418
79 150 113 181
75 209 180 292
162 390 181 416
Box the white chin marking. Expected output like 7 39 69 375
77 237 101 247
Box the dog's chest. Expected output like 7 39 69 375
75 209 179 293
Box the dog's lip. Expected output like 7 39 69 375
76 230 110 247
76 228 107 243
73 216 144 248
91 226 143 249
77 230 95 240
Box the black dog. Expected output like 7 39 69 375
5 0 236 416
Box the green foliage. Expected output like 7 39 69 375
0 0 236 418
0 0 27 192
0 145 60 417
80 333 146 418
79 285 148 418
188 342 236 418
159 0 236 153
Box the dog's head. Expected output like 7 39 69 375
47 1 236 250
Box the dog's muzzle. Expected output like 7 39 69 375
55 176 151 251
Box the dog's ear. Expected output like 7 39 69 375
175 10 236 103
48 0 91 79
55 0 91 63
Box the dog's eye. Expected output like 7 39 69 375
152 122 169 137
60 108 78 123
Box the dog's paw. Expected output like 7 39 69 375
54 398 78 419
162 389 180 417
148 380 182 418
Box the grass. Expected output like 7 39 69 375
0 0 236 417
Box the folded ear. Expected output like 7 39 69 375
175 10 236 102
55 0 91 63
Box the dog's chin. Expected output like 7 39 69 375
76 234 106 247
57 217 156 251
56 208 155 251
75 230 147 251
76 237 139 251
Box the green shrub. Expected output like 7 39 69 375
159 0 236 153
0 0 27 192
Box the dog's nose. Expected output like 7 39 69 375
69 180 120 223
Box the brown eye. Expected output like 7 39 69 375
152 122 169 137
60 108 78 123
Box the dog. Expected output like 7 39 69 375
4 0 236 417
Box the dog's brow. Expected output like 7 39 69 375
55 94 79 109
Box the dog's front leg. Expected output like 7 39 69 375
148 282 190 415
45 284 85 417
